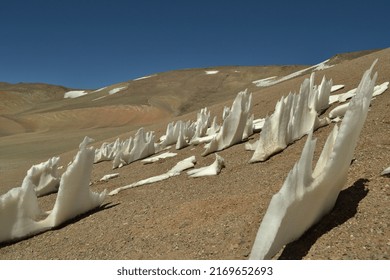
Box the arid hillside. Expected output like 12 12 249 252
0 64 307 188
0 48 389 259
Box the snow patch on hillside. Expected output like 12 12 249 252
205 70 219 75
134 75 156 81
64 90 88 99
92 95 108 102
109 86 126 95
92 86 107 93
253 59 334 87
252 76 277 87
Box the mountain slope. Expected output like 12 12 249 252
0 48 389 259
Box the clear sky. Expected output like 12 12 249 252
0 0 388 89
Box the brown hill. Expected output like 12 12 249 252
0 65 306 187
0 48 389 259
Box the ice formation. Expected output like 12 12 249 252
158 108 215 150
0 137 106 243
202 90 252 156
329 81 388 106
328 81 388 119
94 108 211 167
251 76 278 87
312 75 333 113
243 114 254 140
329 88 357 104
112 128 155 169
45 137 107 227
109 156 196 196
190 135 215 145
190 108 211 145
95 128 156 167
329 103 349 119
253 118 265 132
331 85 345 92
373 81 389 97
249 61 377 260
160 121 190 149
99 173 119 181
249 73 331 162
206 116 220 136
141 152 178 164
0 177 48 243
27 157 61 197
94 139 122 163
380 166 390 176
187 154 225 177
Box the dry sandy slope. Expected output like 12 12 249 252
0 49 389 259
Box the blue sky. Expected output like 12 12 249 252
0 0 388 89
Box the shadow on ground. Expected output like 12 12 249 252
278 178 369 260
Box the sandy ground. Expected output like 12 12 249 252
0 49 389 259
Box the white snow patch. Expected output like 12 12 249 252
64 90 88 99
329 81 388 106
329 88 357 104
99 173 119 181
109 86 126 95
109 156 196 195
92 86 107 93
313 59 334 71
373 81 389 97
190 135 215 145
331 85 345 92
253 59 334 88
205 70 219 75
141 152 178 164
252 76 278 87
92 95 108 102
134 75 156 81
187 154 225 177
